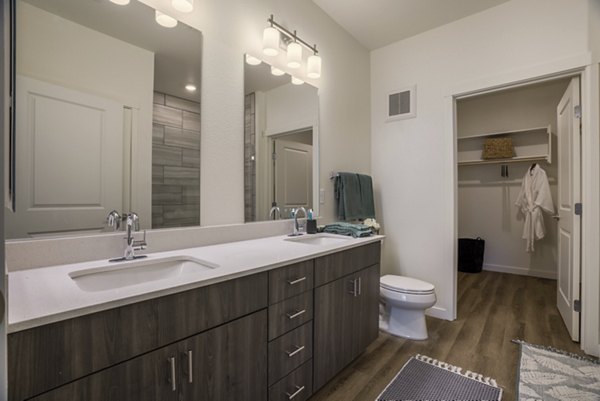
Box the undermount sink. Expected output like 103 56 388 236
284 233 353 246
69 255 219 292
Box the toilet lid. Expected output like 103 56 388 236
380 275 435 294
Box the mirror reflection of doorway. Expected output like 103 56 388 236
271 129 313 219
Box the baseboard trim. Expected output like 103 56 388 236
483 263 557 280
426 306 452 321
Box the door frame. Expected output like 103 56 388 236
445 54 600 356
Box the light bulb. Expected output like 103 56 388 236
271 66 285 76
172 0 193 13
262 27 280 56
110 0 130 5
287 42 302 69
307 54 321 79
245 54 262 66
155 10 178 28
291 76 304 85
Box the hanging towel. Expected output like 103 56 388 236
515 164 555 252
334 172 376 221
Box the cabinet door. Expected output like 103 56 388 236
313 275 356 390
30 344 179 401
354 264 380 354
179 310 268 401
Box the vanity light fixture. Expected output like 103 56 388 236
286 42 302 69
109 0 130 5
185 84 197 92
245 54 262 66
270 66 285 76
262 27 280 56
172 0 193 13
291 76 304 85
155 10 178 28
307 53 322 79
264 15 321 78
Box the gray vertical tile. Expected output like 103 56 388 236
165 95 201 114
164 127 200 150
153 124 165 144
182 111 201 131
153 92 166 105
153 145 182 167
164 166 200 186
182 148 200 168
154 104 183 128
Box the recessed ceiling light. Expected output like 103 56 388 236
291 76 304 85
109 0 130 5
172 0 193 13
155 10 178 28
185 84 197 92
245 55 262 66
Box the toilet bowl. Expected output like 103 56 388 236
379 275 436 340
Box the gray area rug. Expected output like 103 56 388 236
377 354 502 401
514 339 600 400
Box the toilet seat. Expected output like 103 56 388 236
380 275 435 295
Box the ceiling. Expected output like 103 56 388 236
313 0 510 50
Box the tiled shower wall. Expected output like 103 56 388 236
152 92 201 228
244 93 256 222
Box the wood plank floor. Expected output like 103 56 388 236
310 271 586 401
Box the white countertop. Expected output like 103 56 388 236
8 233 384 333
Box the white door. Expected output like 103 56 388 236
556 77 581 341
273 139 312 214
5 76 124 238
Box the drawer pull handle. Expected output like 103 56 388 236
357 277 362 296
285 345 305 358
287 276 307 286
286 385 306 400
287 309 307 320
168 356 177 392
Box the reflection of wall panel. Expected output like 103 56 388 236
244 93 256 222
152 92 200 228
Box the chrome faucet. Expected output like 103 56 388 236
106 210 121 231
110 212 147 262
289 207 307 237
269 205 281 220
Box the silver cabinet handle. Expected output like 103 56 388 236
286 385 305 400
285 345 305 358
348 279 356 296
168 356 177 392
357 277 362 296
286 309 306 320
183 350 193 384
287 276 307 285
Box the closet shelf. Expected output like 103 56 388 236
457 124 551 166
458 155 549 166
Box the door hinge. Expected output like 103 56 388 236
575 203 582 216
574 299 581 313
574 105 582 119
272 152 277 160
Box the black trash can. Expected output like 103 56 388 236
458 237 485 273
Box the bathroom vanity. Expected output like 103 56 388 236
7 235 382 401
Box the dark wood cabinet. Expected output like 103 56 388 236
30 311 267 401
313 263 381 391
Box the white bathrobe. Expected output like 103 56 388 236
515 165 555 252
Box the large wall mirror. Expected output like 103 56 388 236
244 56 319 222
7 0 203 239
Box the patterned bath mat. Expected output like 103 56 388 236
377 354 502 400
514 339 600 401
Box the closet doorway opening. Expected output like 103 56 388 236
454 75 582 344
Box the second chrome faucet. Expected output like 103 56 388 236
106 211 148 262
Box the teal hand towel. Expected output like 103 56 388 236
357 174 375 219
334 172 376 220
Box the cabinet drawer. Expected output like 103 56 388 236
268 291 313 340
269 360 313 401
269 260 314 304
268 322 313 385
314 242 381 286
8 272 268 401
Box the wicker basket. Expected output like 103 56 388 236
482 137 514 160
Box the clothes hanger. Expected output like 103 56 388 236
529 163 537 172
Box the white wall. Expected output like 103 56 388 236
265 83 319 136
371 0 590 320
140 0 371 226
457 80 569 279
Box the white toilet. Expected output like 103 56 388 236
379 275 436 340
